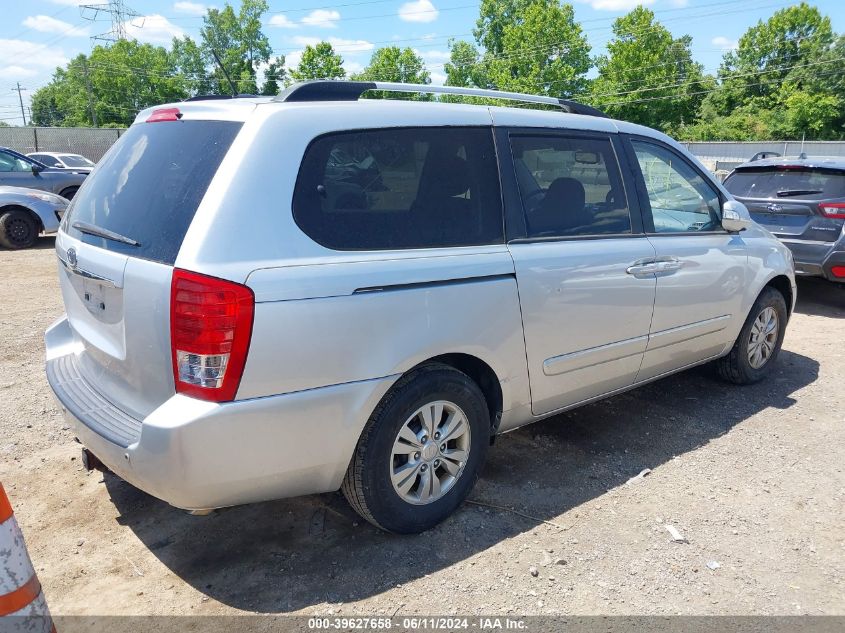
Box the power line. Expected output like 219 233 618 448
80 0 143 44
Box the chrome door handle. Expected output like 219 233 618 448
626 257 682 276
626 258 658 275
652 257 682 273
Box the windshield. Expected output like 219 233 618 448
60 154 95 168
725 167 845 200
64 119 241 264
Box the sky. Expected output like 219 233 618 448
1 0 844 125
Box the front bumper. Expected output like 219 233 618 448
45 316 396 510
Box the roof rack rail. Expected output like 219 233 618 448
273 80 607 117
183 94 258 102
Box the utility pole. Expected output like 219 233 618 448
82 60 98 127
12 82 27 126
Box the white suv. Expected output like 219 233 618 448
45 81 796 534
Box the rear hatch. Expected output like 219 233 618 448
724 165 845 240
56 112 243 419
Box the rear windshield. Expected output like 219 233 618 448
64 119 241 264
725 167 845 200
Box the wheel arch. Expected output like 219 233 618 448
408 353 503 435
764 274 794 318
59 185 79 199
0 204 44 233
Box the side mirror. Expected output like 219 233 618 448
721 199 751 233
31 163 43 174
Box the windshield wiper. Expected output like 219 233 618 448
72 221 140 247
776 189 823 197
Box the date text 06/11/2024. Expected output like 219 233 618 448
307 617 528 630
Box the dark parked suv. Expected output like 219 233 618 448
724 156 845 283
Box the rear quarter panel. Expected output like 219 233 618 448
238 248 532 421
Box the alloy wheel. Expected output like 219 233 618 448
390 400 471 505
747 306 779 369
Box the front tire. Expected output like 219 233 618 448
0 209 39 249
717 287 787 385
342 363 490 534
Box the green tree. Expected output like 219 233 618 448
444 39 489 88
260 57 286 95
31 41 189 127
474 0 534 56
199 0 271 94
706 2 835 116
354 46 430 84
352 46 430 99
172 35 213 95
485 1 591 97
590 7 706 130
780 88 840 138
290 42 345 81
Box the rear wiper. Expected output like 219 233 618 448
72 221 141 247
776 189 823 197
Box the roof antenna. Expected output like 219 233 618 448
211 49 238 97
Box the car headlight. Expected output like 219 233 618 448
26 192 59 203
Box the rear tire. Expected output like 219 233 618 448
717 287 787 385
342 363 490 534
59 187 79 200
0 209 39 249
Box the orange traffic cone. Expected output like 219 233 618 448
0 483 54 633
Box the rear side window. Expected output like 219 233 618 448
725 167 845 200
293 127 504 250
65 120 241 264
510 135 630 238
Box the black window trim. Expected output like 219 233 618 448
621 133 728 238
292 124 507 253
499 126 645 244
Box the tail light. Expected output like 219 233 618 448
147 107 181 123
170 269 254 402
819 203 845 219
831 266 845 278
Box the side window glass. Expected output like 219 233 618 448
510 135 631 238
0 152 17 172
631 140 721 233
293 127 503 250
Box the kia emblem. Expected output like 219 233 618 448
66 247 78 269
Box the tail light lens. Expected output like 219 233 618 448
170 269 254 402
819 203 845 219
147 107 182 123
832 266 845 278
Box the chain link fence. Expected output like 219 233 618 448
0 127 125 162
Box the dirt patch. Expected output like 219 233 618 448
1 237 844 616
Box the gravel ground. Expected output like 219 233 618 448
1 236 844 616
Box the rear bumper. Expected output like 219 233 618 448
45 316 396 510
780 239 845 283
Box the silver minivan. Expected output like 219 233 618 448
45 81 796 534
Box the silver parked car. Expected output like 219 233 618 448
0 186 67 249
0 147 88 200
45 82 796 534
27 152 95 172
